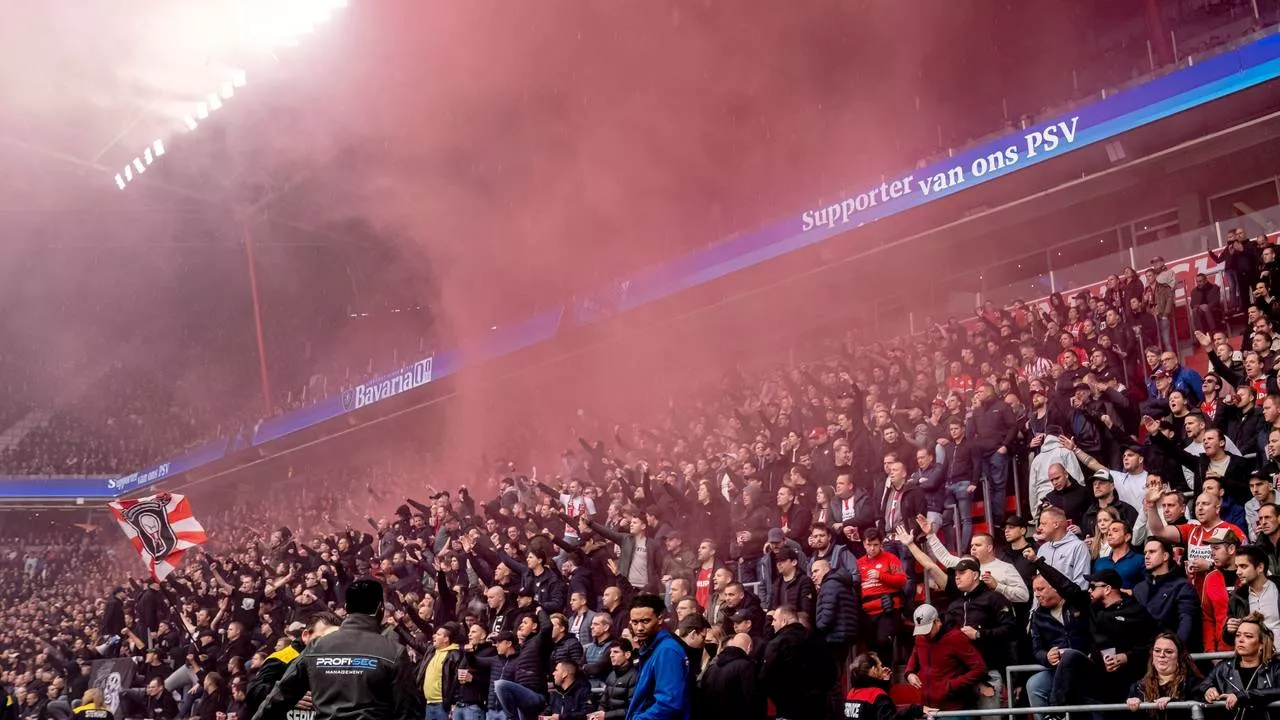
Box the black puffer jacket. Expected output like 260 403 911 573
815 569 860 646
598 664 637 720
549 634 584 669
508 609 554 695
253 613 417 720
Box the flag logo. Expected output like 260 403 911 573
108 492 207 580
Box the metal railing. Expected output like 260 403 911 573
934 700 1280 719
1002 651 1234 714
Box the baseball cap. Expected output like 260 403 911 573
492 631 517 644
1091 469 1114 484
912 604 939 636
1151 256 1165 264
954 558 981 574
1205 528 1242 546
1085 569 1123 589
730 610 754 625
1004 514 1029 529
766 528 785 545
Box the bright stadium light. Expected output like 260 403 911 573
114 2 349 190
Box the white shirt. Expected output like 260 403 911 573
926 534 1029 603
1249 580 1280 635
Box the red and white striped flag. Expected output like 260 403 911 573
108 492 208 580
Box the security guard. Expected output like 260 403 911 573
245 613 342 720
252 579 416 720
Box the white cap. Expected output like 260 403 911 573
912 604 939 636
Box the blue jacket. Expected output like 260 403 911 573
625 629 691 720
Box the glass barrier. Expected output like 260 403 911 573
1050 248 1131 295
1226 204 1280 238
1135 223 1216 266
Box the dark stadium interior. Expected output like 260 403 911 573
7 1 1280 720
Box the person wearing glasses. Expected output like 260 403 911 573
1124 632 1202 714
1195 612 1280 719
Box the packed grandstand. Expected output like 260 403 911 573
11 3 1280 720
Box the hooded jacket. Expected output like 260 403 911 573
904 624 987 710
815 568 861 645
697 646 763 720
625 629 692 720
1028 436 1085 513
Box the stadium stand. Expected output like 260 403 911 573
9 5 1280 720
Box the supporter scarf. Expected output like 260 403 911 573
108 492 208 580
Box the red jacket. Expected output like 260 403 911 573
858 551 907 615
905 627 987 709
1201 568 1232 652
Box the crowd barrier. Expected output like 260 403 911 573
999 651 1234 716
933 700 1280 719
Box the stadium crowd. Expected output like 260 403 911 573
2 1 1276 482
10 231 1280 720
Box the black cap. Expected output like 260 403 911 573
1085 569 1123 589
492 631 517 644
729 610 754 625
1004 515 1029 529
954 558 981 574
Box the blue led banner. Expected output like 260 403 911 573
9 33 1280 500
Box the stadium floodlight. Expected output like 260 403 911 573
114 3 348 190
